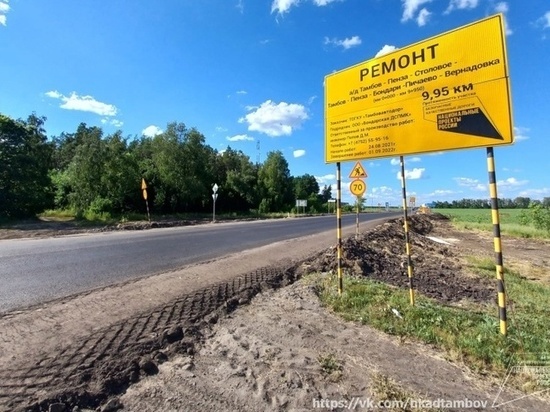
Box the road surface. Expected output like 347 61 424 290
0 213 398 313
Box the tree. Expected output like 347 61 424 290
216 148 258 212
64 124 105 215
513 196 531 209
101 131 141 212
0 113 53 218
293 174 319 200
320 184 332 203
258 151 293 212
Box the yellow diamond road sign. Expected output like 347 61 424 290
349 161 368 179
324 14 513 163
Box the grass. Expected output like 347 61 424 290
317 258 550 390
435 208 550 239
317 353 343 381
371 372 443 412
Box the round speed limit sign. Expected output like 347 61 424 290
350 179 366 196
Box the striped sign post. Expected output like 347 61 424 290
336 162 343 295
487 147 507 335
400 157 415 306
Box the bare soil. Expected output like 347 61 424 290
0 213 549 411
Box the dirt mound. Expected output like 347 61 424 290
304 213 494 304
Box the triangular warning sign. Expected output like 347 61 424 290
349 162 368 179
437 107 502 139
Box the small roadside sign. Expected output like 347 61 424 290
141 178 148 200
141 178 151 222
349 161 368 179
349 179 366 196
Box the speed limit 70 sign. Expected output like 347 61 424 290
350 179 366 196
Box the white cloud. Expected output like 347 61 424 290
416 8 431 26
271 0 341 14
215 126 228 133
431 189 455 196
236 0 244 13
497 177 528 188
142 125 163 137
293 149 306 158
227 134 254 142
454 177 486 191
271 0 300 14
370 185 399 201
45 90 62 99
315 174 336 185
101 118 124 128
239 100 308 137
409 157 422 163
313 0 341 5
445 0 478 14
324 35 362 50
236 90 247 95
518 188 550 199
514 126 529 142
45 90 118 116
401 0 432 23
494 2 512 35
0 1 9 26
397 167 426 180
372 186 395 194
307 95 317 105
538 11 550 29
390 158 401 166
375 45 397 57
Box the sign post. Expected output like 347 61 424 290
327 199 336 214
212 183 218 222
296 199 307 214
141 178 151 222
324 14 514 332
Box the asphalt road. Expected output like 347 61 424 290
0 213 397 313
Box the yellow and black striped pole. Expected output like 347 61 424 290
400 156 415 306
487 147 507 336
336 162 343 295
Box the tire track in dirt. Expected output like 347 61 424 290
0 264 298 411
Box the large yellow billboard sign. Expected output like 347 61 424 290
324 14 513 163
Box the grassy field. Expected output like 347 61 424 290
434 208 549 239
317 258 550 391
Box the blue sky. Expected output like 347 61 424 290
1 0 549 206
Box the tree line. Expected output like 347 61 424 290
432 197 550 209
0 113 332 219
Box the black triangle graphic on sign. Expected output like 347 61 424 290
437 107 502 140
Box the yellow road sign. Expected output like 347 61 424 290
325 14 513 163
349 179 366 196
142 189 148 200
141 178 147 190
349 161 368 179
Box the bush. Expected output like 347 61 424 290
530 203 550 233
84 197 113 221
